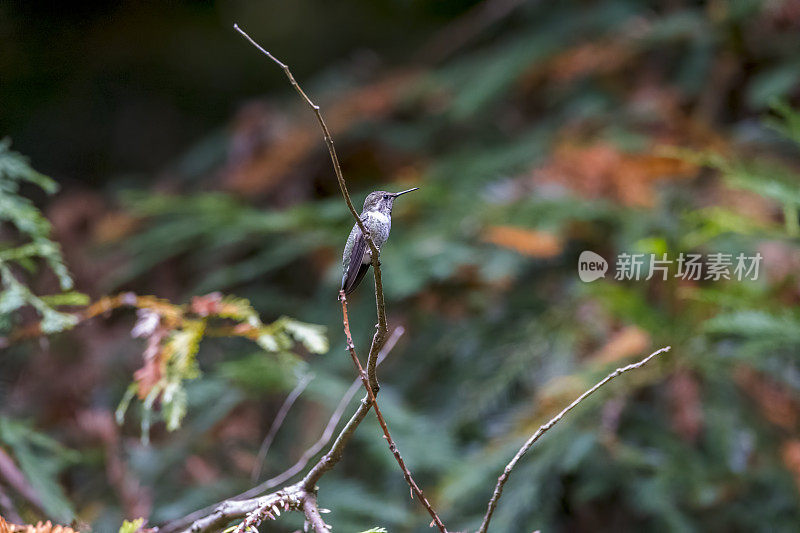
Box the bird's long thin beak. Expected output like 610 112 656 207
392 187 419 197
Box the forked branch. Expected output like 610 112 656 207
340 291 447 532
162 23 672 533
230 22 437 532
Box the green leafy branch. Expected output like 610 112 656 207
0 139 87 335
113 292 328 443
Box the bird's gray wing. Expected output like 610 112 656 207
341 223 369 294
345 262 370 295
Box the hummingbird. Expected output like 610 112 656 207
341 188 419 295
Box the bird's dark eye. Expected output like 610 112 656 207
383 194 389 199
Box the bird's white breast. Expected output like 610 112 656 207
368 211 390 225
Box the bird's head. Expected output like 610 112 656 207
362 188 419 213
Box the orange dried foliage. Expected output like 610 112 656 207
735 367 799 430
590 326 651 365
781 440 800 492
190 292 255 321
184 455 220 485
93 212 141 244
667 371 704 442
517 37 638 92
189 292 224 317
223 71 419 195
534 142 698 207
133 348 164 400
482 226 563 257
0 518 79 533
547 41 636 83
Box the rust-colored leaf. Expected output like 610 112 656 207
133 325 167 400
667 371 704 443
482 226 563 257
735 367 799 430
533 142 698 207
0 519 79 533
223 72 419 195
781 440 800 492
189 292 223 317
547 41 636 83
590 326 651 365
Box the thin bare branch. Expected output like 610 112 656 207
156 329 405 533
477 346 671 533
232 24 379 258
234 22 437 531
248 327 403 495
252 373 314 482
340 292 448 532
0 292 141 346
167 23 435 533
178 488 294 533
246 329 405 497
366 259 388 394
232 488 305 533
301 492 331 533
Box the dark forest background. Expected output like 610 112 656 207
2 1 800 532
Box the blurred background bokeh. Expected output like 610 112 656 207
2 0 800 531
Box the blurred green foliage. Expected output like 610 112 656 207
0 139 86 334
3 0 800 532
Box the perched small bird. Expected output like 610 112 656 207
341 188 418 294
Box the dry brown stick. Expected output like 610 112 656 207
340 291 448 533
366 258 389 393
0 292 142 346
252 373 314 482
234 19 390 394
184 488 297 533
232 24 377 257
170 23 423 533
247 326 403 496
477 346 671 533
232 22 390 393
163 330 405 533
234 21 427 529
162 394 362 533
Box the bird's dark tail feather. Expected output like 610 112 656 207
343 263 370 295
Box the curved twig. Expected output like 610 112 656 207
477 346 671 533
234 22 443 531
252 373 314 482
232 24 378 258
